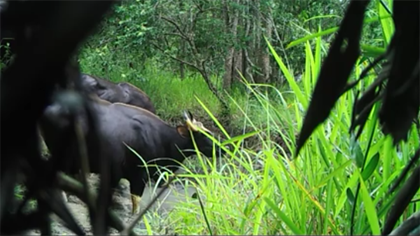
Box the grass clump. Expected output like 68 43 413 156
134 34 419 235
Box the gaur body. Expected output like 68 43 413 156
81 74 156 114
39 96 222 214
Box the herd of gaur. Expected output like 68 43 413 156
38 73 226 214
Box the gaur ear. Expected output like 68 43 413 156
176 125 190 138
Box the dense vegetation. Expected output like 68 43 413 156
2 0 418 235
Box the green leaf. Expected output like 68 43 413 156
265 37 307 108
286 14 393 49
357 171 381 235
377 0 394 46
264 197 304 235
360 44 386 58
286 27 339 49
352 142 364 168
221 130 260 146
362 153 380 180
346 188 355 207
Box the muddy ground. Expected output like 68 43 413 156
27 174 199 235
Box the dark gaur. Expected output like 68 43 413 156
39 95 225 214
80 74 156 114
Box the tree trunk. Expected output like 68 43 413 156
223 49 234 89
233 50 242 81
222 0 239 90
179 0 185 79
242 48 247 81
180 39 185 79
243 1 254 83
261 11 273 83
252 0 264 83
232 0 242 82
254 0 273 84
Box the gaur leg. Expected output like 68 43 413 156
108 164 124 207
124 169 148 215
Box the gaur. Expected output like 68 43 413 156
39 95 224 214
81 73 156 114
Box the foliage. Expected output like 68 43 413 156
290 0 419 235
80 0 352 83
126 32 418 234
2 0 418 234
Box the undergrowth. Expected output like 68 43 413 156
125 34 419 235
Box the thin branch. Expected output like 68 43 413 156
151 42 201 72
159 15 198 55
160 16 190 40
163 32 187 40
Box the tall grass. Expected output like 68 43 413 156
132 29 419 235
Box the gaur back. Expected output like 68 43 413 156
81 74 156 114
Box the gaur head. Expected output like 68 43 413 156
175 111 225 158
117 82 156 113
